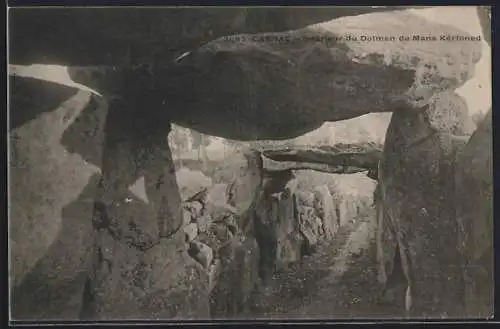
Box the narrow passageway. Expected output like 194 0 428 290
243 209 406 320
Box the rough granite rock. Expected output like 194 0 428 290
295 192 321 250
210 236 260 318
170 11 481 140
187 203 261 318
195 214 211 234
10 7 425 67
262 143 383 172
335 193 360 227
276 231 305 267
17 11 481 143
11 10 482 144
455 109 493 318
185 201 203 219
9 6 488 321
455 15 492 317
313 185 339 239
184 223 199 243
9 91 102 320
225 150 265 214
182 207 193 227
252 182 281 285
189 241 214 270
274 185 299 264
378 90 471 318
81 227 210 320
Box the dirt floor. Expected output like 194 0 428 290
240 210 407 320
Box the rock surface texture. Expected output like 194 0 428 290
13 10 480 142
170 12 481 140
179 152 263 319
9 6 489 321
375 6 491 319
10 91 102 320
453 7 493 318
250 169 375 288
454 109 493 318
377 90 476 318
10 7 425 67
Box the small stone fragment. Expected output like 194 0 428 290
196 214 211 233
182 208 192 226
183 223 198 243
189 241 213 269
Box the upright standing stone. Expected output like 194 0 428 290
454 7 493 318
10 91 105 320
83 91 209 320
455 109 493 318
381 90 471 318
313 185 338 240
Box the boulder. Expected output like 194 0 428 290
252 185 279 285
276 231 305 267
188 241 214 270
195 214 211 234
108 232 211 320
209 222 235 242
274 182 302 267
263 143 383 172
182 207 193 226
297 205 321 252
9 90 103 320
225 150 264 214
11 7 426 67
379 90 472 318
76 188 210 320
455 109 493 318
210 236 260 318
183 223 199 243
274 185 297 247
171 11 481 141
313 185 339 239
18 10 481 144
185 201 203 219
196 211 241 263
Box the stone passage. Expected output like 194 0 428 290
250 170 376 291
9 6 490 321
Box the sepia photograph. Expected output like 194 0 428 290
7 5 493 323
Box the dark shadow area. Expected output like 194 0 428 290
9 7 425 67
60 95 107 168
9 75 109 170
253 171 295 285
246 215 407 320
9 76 79 130
11 172 160 321
10 173 100 320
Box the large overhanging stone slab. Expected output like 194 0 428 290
9 7 423 67
167 11 481 140
262 143 383 171
11 9 481 142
